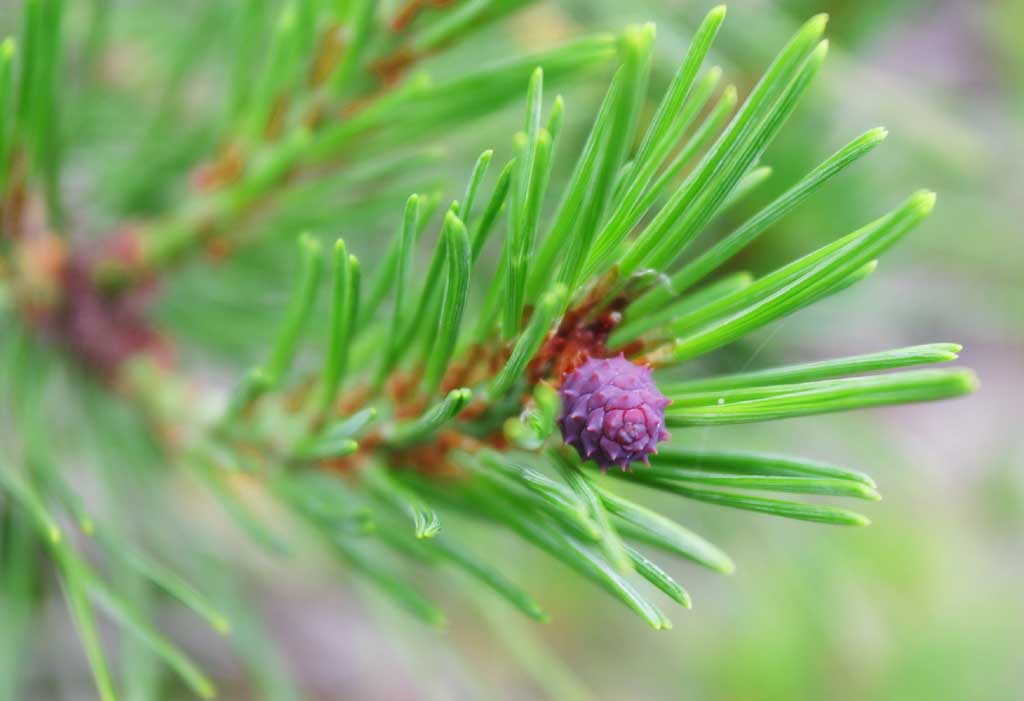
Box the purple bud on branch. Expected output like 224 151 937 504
557 354 670 470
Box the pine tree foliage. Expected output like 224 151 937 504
0 2 977 698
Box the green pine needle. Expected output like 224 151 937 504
315 240 359 416
424 212 472 393
597 488 736 574
264 233 323 386
378 195 421 384
389 388 472 447
664 368 978 426
663 343 961 392
549 450 634 574
652 448 877 487
619 477 872 527
363 464 441 539
429 536 550 622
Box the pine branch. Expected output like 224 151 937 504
0 4 981 698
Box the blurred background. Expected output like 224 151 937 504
2 0 1022 698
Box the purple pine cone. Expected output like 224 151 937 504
558 354 671 470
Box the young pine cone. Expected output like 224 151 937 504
558 354 671 470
